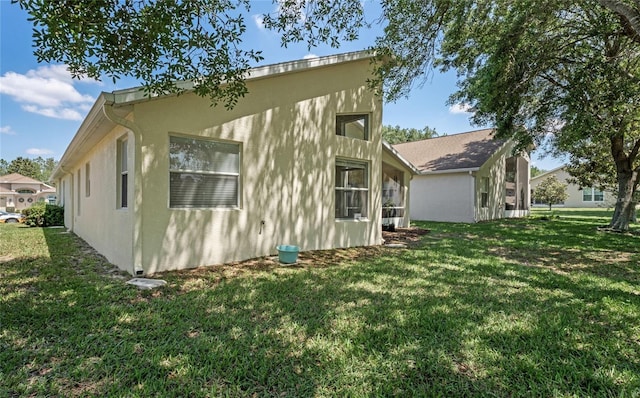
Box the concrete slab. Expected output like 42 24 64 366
126 278 167 290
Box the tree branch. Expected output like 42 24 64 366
597 0 640 43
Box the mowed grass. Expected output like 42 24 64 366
1 209 639 397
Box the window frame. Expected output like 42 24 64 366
335 158 369 220
77 169 81 216
335 113 370 141
117 136 128 209
480 176 489 208
85 162 91 197
582 187 604 202
168 134 241 209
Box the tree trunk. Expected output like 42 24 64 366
608 136 639 231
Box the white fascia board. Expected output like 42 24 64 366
418 167 480 175
530 165 566 182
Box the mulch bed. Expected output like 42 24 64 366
382 227 431 246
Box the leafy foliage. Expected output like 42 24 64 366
1 156 58 182
13 0 640 230
372 0 640 231
13 0 365 109
22 202 64 227
530 166 547 178
382 124 438 144
533 176 569 210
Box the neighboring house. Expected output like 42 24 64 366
530 166 615 208
393 129 530 223
52 51 414 276
0 173 56 211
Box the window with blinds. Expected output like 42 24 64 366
169 135 240 208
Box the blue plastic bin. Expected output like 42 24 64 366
276 245 299 264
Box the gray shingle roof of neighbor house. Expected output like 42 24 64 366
392 128 507 173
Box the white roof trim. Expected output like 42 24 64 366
530 165 566 182
417 167 480 175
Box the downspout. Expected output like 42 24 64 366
102 102 145 276
471 170 477 223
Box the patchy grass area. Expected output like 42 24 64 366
1 209 639 397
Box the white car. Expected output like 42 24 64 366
0 210 24 223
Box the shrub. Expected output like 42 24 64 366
22 203 64 227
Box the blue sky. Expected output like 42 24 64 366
0 1 562 170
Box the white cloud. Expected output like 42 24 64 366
253 14 265 29
22 105 83 121
449 103 474 114
26 148 54 156
0 125 16 135
0 65 97 121
303 53 319 60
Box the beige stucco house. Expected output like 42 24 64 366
393 129 530 223
530 166 616 208
0 173 56 211
52 51 414 275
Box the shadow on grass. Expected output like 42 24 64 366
1 220 639 396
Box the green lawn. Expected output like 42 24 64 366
1 209 639 397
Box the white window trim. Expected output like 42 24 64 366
335 158 370 221
168 134 241 209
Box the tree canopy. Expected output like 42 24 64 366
533 176 569 211
371 0 640 230
1 157 58 182
13 0 640 230
382 124 438 144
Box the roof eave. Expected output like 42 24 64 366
382 140 420 175
51 93 116 180
417 167 481 175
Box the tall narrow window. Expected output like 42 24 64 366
336 114 369 141
77 169 81 216
117 138 128 208
335 159 369 219
85 162 91 197
480 177 489 208
169 135 240 208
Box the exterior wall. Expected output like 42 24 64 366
475 151 508 222
381 150 413 228
57 127 135 273
530 168 616 208
410 173 475 222
55 56 383 275
409 144 529 223
121 58 381 274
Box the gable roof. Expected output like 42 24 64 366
1 173 45 185
0 173 56 192
529 165 566 182
382 140 420 175
392 128 507 173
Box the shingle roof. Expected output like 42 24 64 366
0 173 43 184
392 128 507 173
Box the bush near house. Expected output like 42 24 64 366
22 203 64 227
